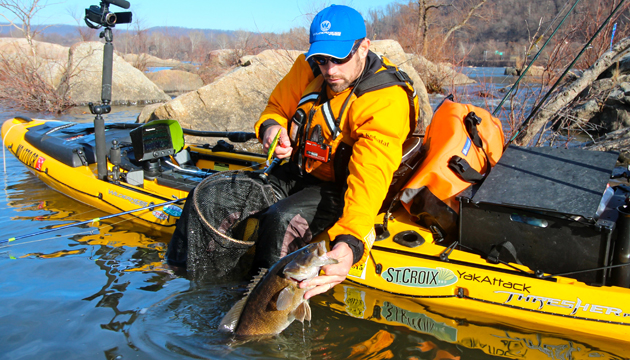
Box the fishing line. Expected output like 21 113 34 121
493 0 582 117
508 0 628 145
1 211 154 249
1 197 184 245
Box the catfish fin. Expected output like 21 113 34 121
294 300 311 323
276 286 294 311
218 296 248 333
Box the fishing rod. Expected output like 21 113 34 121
492 0 582 116
507 0 627 146
1 197 184 245
108 123 257 143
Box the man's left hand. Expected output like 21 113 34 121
300 242 354 299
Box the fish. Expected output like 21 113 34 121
219 241 337 336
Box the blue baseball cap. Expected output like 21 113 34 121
305 5 366 60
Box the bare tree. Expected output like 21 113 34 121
417 0 450 57
0 0 52 55
66 5 96 42
439 0 488 51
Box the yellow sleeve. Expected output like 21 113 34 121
327 85 411 265
254 54 316 140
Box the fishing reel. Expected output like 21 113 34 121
85 0 132 29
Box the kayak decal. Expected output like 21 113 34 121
107 189 149 207
163 204 183 217
382 301 457 342
383 267 458 288
152 210 168 221
15 144 41 169
343 286 366 319
35 156 45 171
496 290 630 318
457 270 531 293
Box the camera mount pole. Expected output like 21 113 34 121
90 24 114 181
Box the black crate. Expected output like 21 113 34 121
458 146 619 285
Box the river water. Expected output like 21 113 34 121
1 71 629 359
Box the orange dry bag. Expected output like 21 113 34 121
399 99 504 242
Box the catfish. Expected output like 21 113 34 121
219 241 337 336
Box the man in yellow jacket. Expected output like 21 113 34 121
253 5 418 299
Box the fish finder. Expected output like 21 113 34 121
130 120 184 162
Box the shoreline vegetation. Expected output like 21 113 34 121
0 0 629 151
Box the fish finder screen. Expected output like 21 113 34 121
143 125 172 152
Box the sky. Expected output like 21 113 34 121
27 0 399 33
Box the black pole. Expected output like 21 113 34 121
91 26 114 180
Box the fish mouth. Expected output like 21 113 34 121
290 276 307 285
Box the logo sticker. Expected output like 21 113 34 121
462 137 471 156
35 156 45 171
163 204 183 217
383 267 458 288
321 20 331 32
152 210 168 221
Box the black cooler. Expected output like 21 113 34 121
458 145 620 285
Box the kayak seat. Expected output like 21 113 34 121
24 122 134 168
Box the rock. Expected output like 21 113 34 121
239 55 256 67
505 67 519 76
504 65 543 76
144 49 303 144
137 103 163 123
64 42 171 106
598 53 630 79
584 127 630 164
171 63 198 73
121 53 182 68
205 49 238 67
369 40 433 129
0 38 68 60
146 69 204 96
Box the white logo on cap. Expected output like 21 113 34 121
321 20 331 32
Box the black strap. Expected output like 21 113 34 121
487 241 523 265
448 156 484 183
464 112 483 148
354 66 417 138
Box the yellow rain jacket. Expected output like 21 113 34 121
255 52 418 265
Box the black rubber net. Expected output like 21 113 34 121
169 170 277 282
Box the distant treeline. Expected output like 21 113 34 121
1 0 628 68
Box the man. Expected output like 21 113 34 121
253 5 418 300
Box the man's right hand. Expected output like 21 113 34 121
263 125 293 159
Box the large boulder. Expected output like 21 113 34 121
369 40 433 129
407 53 475 89
121 53 182 68
139 49 303 144
64 42 171 105
0 38 68 60
146 69 204 96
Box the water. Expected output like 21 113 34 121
1 102 629 358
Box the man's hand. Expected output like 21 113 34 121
263 125 293 159
300 242 354 299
